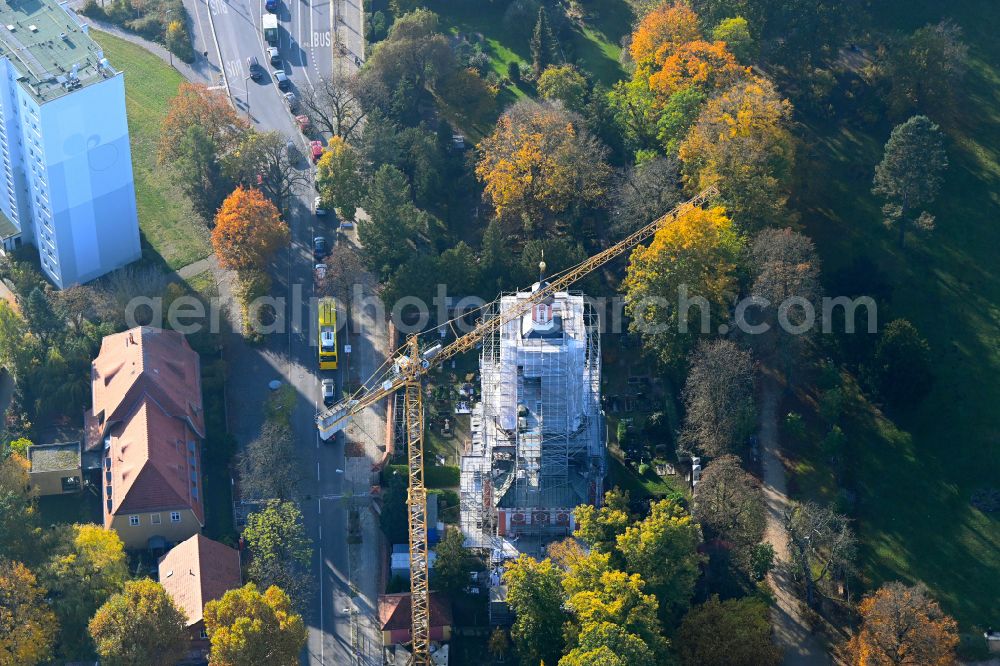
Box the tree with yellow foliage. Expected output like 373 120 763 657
848 582 958 666
316 136 364 221
211 187 289 273
88 579 188 666
0 559 57 666
476 100 610 235
622 205 743 364
0 451 37 563
39 524 128 659
629 2 702 70
617 498 703 624
679 77 795 229
203 584 306 666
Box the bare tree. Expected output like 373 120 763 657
97 264 173 327
785 501 855 607
223 130 310 212
610 156 681 234
747 227 821 383
298 67 370 141
237 421 300 501
315 242 370 317
679 340 756 458
694 455 766 558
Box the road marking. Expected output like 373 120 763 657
319 545 324 664
317 460 321 481
318 496 322 514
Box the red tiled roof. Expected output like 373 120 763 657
90 327 204 447
92 327 205 524
378 592 453 632
158 535 242 627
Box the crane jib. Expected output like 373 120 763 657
313 185 718 439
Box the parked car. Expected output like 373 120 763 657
309 140 324 163
274 70 289 90
322 378 335 405
284 91 299 111
265 0 277 11
313 236 327 260
339 219 354 230
314 196 327 216
247 55 262 81
295 114 311 132
267 47 281 66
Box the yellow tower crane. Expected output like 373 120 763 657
316 185 719 665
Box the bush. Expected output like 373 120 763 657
425 464 460 488
638 462 650 475
507 61 521 84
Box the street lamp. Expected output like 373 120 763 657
243 75 252 121
165 9 173 68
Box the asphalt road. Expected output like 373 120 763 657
182 0 383 662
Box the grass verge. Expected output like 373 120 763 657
91 30 211 271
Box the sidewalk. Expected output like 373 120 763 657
760 377 832 666
68 4 217 86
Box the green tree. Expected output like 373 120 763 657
869 319 932 409
530 6 560 75
88 579 188 666
573 488 632 555
560 622 658 666
175 124 227 220
872 20 967 119
502 555 567 665
479 218 512 294
872 115 948 247
712 17 754 62
20 287 59 347
203 584 306 666
616 498 703 623
360 165 437 278
0 559 57 666
538 65 589 112
40 524 129 659
656 86 706 156
243 500 313 609
432 527 470 598
316 136 364 221
677 595 781 666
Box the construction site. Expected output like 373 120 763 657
459 274 606 562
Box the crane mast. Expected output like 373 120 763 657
317 185 719 665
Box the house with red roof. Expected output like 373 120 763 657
86 326 205 550
378 592 453 647
158 534 242 662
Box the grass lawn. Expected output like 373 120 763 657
791 0 1000 631
425 0 627 93
91 30 211 271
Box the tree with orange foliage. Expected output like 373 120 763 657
648 40 746 103
158 83 249 165
476 100 610 235
679 77 794 228
629 2 702 70
848 582 958 666
211 187 289 273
